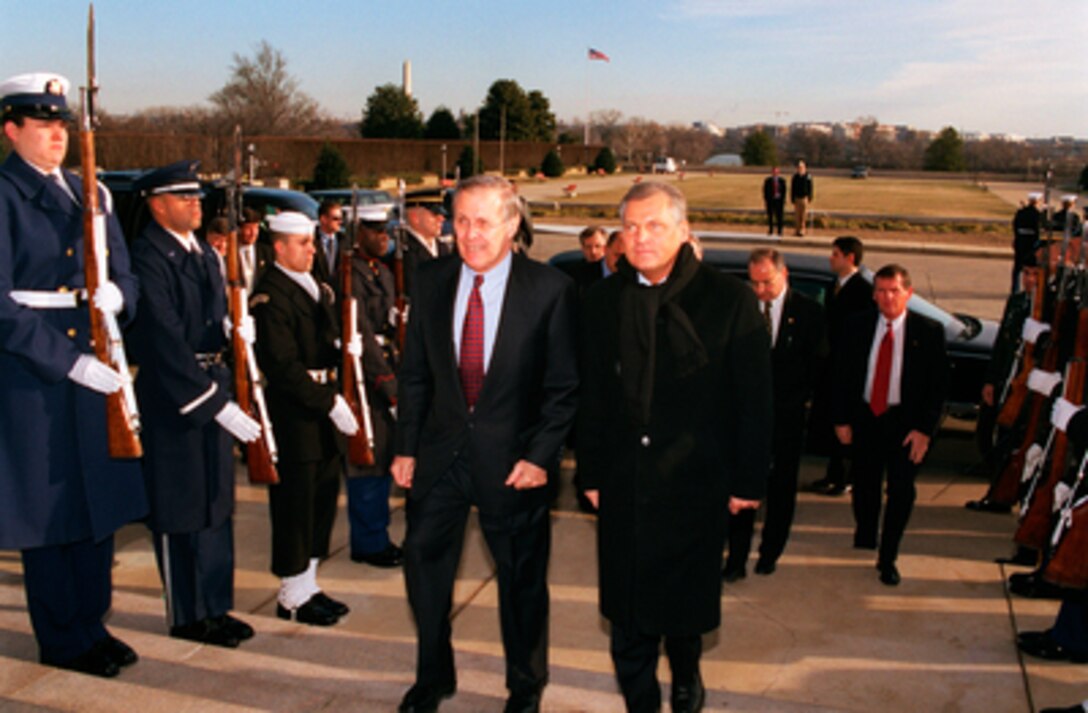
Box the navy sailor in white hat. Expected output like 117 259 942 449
0 72 148 678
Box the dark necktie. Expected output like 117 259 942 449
459 274 485 410
870 321 893 416
763 301 773 338
324 234 336 274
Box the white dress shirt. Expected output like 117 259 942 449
452 251 512 373
864 311 907 408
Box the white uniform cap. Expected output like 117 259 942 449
346 203 393 224
1026 192 1042 201
1060 194 1078 204
0 72 71 119
267 211 316 235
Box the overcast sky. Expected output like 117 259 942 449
2 0 1084 139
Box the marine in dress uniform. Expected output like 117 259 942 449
251 211 360 627
0 73 147 677
1011 193 1041 293
127 160 261 648
343 205 404 567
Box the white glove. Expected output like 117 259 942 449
67 354 124 394
1053 481 1073 512
223 315 256 345
347 333 362 358
388 304 408 327
1051 397 1084 432
1027 368 1062 396
215 401 262 443
93 281 124 316
329 394 359 436
1021 317 1050 344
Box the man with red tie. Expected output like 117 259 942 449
832 264 947 586
391 175 578 713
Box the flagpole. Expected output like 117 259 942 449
584 49 590 145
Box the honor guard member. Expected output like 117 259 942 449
128 160 261 648
0 73 147 677
251 211 360 626
345 204 403 567
401 190 455 297
1011 193 1042 293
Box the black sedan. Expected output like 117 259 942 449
550 247 996 417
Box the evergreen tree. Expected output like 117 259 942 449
923 127 966 171
741 131 778 166
424 107 460 139
592 147 617 174
311 143 350 190
359 84 424 139
456 146 482 178
541 149 564 178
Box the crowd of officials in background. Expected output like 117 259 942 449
2 71 1085 713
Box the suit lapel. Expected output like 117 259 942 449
434 259 464 406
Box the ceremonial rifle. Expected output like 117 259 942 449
1015 240 1087 549
392 179 408 351
80 3 142 458
1043 453 1088 589
226 125 279 484
342 187 376 466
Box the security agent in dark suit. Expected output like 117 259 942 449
128 160 261 648
238 207 273 293
579 183 772 713
251 211 361 627
1011 193 1041 293
725 248 827 580
0 72 147 678
810 236 874 496
342 204 403 568
762 166 787 236
401 193 456 298
391 175 578 713
833 264 948 586
312 199 346 290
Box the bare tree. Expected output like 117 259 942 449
209 41 329 136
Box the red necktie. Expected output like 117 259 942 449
870 321 893 417
459 274 485 409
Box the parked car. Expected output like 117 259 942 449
851 165 870 179
548 247 995 418
308 187 394 207
652 157 678 174
99 170 319 242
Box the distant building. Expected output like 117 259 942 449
705 153 743 167
693 121 724 137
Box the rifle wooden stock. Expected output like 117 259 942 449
226 125 278 485
341 248 376 467
1043 494 1088 590
997 268 1046 427
81 4 141 459
1015 307 1087 549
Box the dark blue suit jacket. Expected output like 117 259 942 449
395 252 578 516
0 153 146 548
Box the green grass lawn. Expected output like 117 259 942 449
567 174 1012 219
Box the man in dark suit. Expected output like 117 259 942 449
0 71 147 678
238 207 273 292
810 236 873 496
579 182 772 713
833 264 948 586
725 248 827 580
311 199 345 289
762 166 787 236
1011 193 1041 293
128 160 260 649
391 175 578 713
401 194 456 298
252 211 360 627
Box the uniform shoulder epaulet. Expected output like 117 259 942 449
249 293 271 308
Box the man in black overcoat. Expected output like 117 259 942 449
762 166 786 236
391 175 578 713
1011 192 1041 293
725 248 826 580
251 211 360 627
833 264 948 586
579 182 772 713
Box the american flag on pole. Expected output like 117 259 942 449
588 48 610 62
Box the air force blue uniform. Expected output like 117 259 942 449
0 150 147 663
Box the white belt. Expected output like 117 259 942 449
308 369 336 384
10 289 87 309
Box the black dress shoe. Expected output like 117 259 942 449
277 595 341 626
351 543 404 568
995 546 1038 566
853 535 877 550
170 618 240 648
877 562 900 586
809 477 833 492
1040 705 1088 713
95 635 138 667
503 689 541 713
1009 571 1064 599
398 681 456 713
722 564 746 583
212 614 254 642
964 498 1012 514
671 672 705 713
1018 631 1088 663
49 646 120 678
312 591 350 617
754 557 776 575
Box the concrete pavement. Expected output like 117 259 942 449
1 423 1085 711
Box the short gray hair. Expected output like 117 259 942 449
456 174 521 223
618 182 687 225
749 247 785 270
